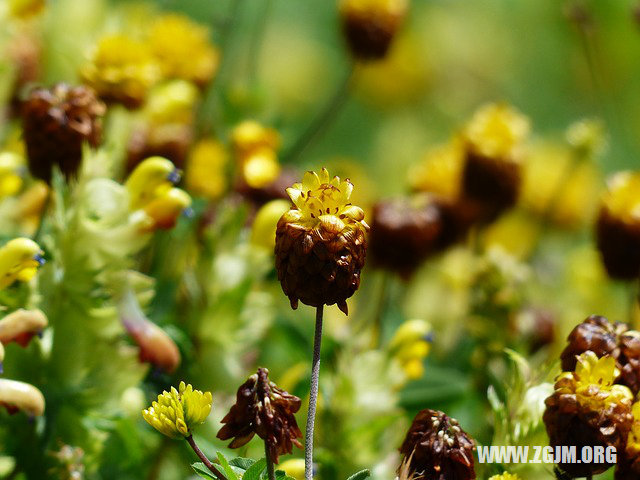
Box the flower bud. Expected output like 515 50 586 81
142 381 212 439
126 156 181 211
0 379 45 416
0 309 47 347
0 237 44 290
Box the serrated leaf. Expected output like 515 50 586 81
242 458 266 480
192 462 218 479
217 452 240 480
346 469 370 480
229 457 256 471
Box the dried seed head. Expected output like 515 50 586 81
22 83 105 183
399 409 476 480
217 367 302 463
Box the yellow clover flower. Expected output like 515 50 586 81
232 121 281 189
389 319 433 380
142 382 212 439
409 139 463 199
488 474 521 480
0 152 24 199
464 103 530 160
601 171 640 225
148 14 220 87
0 238 44 290
81 34 161 109
185 139 228 200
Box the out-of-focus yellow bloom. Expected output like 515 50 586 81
251 199 292 250
232 121 282 189
232 121 280 159
554 352 633 412
0 309 47 347
389 319 432 380
483 211 539 259
14 182 48 235
145 80 199 126
520 142 600 228
0 238 44 290
7 0 45 19
0 153 24 199
126 156 180 210
81 34 160 108
142 381 212 439
278 459 305 480
148 14 220 87
0 379 45 416
409 139 463 199
488 473 521 480
601 171 640 225
142 187 192 231
464 103 530 160
566 118 606 159
185 139 228 200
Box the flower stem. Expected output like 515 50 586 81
284 64 354 163
265 441 276 480
186 435 225 480
305 305 324 480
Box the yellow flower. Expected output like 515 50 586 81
0 152 24 199
409 139 463 199
488 473 521 480
126 156 181 211
185 139 228 200
464 103 530 160
251 199 292 250
142 381 212 439
232 121 280 159
283 168 368 232
148 14 219 87
0 309 48 347
141 187 192 231
0 238 44 290
81 34 161 108
555 352 633 412
0 379 45 416
483 211 539 259
242 148 280 189
145 80 199 126
389 319 433 380
278 459 305 480
7 0 45 19
601 171 640 225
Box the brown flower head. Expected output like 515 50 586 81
369 195 442 278
616 401 640 479
22 83 105 183
544 352 633 477
274 168 369 314
561 315 640 395
399 409 476 480
217 367 302 463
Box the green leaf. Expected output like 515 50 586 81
217 452 240 480
229 457 257 471
346 469 371 480
242 458 266 480
192 462 218 479
274 470 296 480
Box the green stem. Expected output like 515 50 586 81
304 305 324 480
247 0 273 83
186 435 225 480
284 64 354 163
265 441 276 480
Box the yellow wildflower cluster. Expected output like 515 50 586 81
232 121 281 189
464 103 530 160
601 171 640 225
142 382 212 439
408 139 463 199
0 238 44 290
389 319 432 379
185 139 228 200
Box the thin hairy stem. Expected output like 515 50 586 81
186 435 225 480
304 305 324 480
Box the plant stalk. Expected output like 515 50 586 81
265 441 276 480
304 305 324 480
186 435 225 480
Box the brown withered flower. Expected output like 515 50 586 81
339 0 409 61
561 315 640 395
544 352 634 477
369 195 442 278
460 103 530 223
274 168 368 315
595 171 640 280
217 368 302 463
399 409 476 480
616 401 640 479
22 83 105 183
